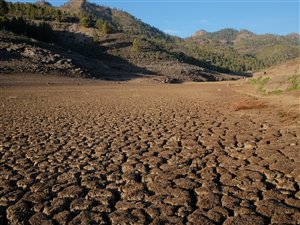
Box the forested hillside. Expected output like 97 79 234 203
188 28 300 72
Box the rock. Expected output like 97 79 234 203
223 214 265 225
221 195 241 210
256 199 297 217
29 213 53 225
83 165 95 171
196 187 220 209
6 201 33 224
0 41 89 77
70 198 92 212
57 185 84 198
53 211 72 225
187 209 215 224
69 211 92 225
121 181 145 201
109 210 140 224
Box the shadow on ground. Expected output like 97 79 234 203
53 30 157 81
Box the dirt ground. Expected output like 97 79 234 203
1 74 300 225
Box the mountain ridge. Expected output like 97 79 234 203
187 27 300 69
191 28 299 39
35 0 52 6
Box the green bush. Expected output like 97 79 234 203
131 38 141 53
80 15 93 28
95 19 112 36
287 76 300 91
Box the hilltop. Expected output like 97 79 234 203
35 0 52 6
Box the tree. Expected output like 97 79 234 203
101 21 109 35
95 19 111 36
0 16 8 29
2 17 53 42
93 31 100 43
0 0 9 15
55 9 62 22
131 38 141 53
95 19 104 29
80 15 92 28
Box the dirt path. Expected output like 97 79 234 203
1 76 299 224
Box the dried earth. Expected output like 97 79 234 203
1 74 299 224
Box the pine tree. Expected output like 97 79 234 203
80 15 92 28
101 21 109 35
0 0 9 15
95 19 104 30
93 31 100 43
131 38 141 53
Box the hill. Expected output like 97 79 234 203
35 0 52 6
61 0 171 40
0 0 241 82
187 28 300 72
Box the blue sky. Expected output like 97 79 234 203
11 0 300 37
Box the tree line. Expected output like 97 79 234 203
0 16 54 42
1 0 78 22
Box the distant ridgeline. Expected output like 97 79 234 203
0 0 299 73
186 28 300 72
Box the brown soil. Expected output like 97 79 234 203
1 74 299 225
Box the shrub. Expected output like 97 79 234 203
287 75 300 91
93 31 100 43
131 38 141 53
95 19 111 36
80 15 92 28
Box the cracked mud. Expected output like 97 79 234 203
1 78 299 224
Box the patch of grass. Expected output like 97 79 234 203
259 77 271 85
248 77 270 95
257 77 270 94
269 89 284 95
248 78 258 84
258 85 266 94
287 75 300 91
